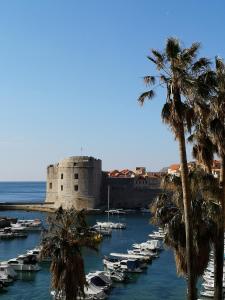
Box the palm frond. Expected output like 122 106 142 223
166 37 181 60
138 90 155 105
181 42 201 63
143 75 156 86
192 57 211 73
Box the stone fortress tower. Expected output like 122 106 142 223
45 156 102 210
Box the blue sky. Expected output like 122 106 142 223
0 0 225 180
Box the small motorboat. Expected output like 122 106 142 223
86 273 111 292
7 254 41 272
0 262 17 279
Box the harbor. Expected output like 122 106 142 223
0 211 186 299
0 181 186 299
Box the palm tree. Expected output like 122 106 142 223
138 37 211 299
188 56 225 300
40 207 101 300
151 169 220 291
208 57 225 300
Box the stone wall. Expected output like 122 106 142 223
45 156 102 209
100 177 162 209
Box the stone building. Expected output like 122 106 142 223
45 156 102 209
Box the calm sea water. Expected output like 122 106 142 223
0 182 187 300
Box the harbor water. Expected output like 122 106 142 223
0 182 186 300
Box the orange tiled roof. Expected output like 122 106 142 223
169 164 180 171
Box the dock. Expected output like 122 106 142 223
0 202 56 213
0 202 103 214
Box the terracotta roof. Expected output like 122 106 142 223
169 164 180 171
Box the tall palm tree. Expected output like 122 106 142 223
151 169 220 290
40 207 101 300
138 37 212 299
208 57 225 300
188 56 225 300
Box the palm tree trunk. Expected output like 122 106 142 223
178 124 196 300
214 155 225 300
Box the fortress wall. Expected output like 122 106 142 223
104 177 161 209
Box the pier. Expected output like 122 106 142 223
0 202 103 214
0 202 56 213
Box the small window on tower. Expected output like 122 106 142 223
74 173 78 179
61 185 63 191
61 173 63 179
74 185 78 191
49 182 52 189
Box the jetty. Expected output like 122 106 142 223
0 202 55 213
0 202 102 214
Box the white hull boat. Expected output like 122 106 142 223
7 254 41 272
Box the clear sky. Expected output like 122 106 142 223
0 0 225 180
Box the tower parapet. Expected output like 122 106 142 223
45 156 102 209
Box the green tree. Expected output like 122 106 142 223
138 37 212 299
40 207 101 300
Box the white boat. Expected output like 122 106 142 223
0 262 17 279
133 239 162 251
26 247 51 262
96 222 126 229
0 229 14 239
9 224 27 232
0 272 13 285
7 254 41 271
149 230 165 240
110 252 149 261
127 249 157 259
107 269 129 282
12 219 43 231
83 285 107 300
105 209 126 215
98 186 126 230
92 225 112 237
119 259 143 273
199 290 225 298
86 271 112 291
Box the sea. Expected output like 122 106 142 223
0 182 187 300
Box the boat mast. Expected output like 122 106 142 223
107 185 110 223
